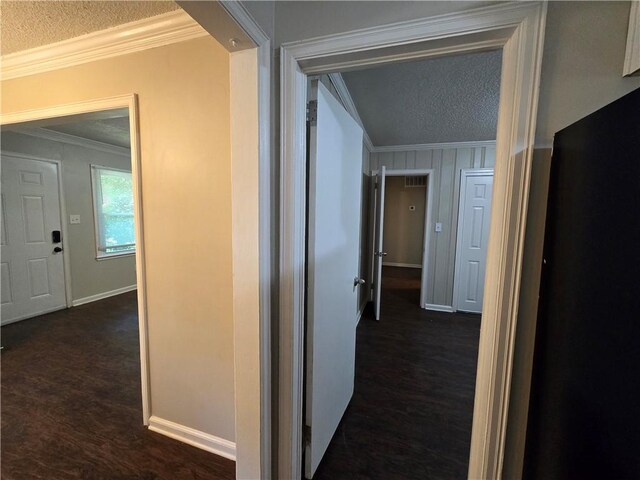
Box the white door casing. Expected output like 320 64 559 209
453 170 494 313
279 4 547 479
1 154 67 324
372 165 386 321
305 80 364 478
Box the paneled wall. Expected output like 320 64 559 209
370 142 495 308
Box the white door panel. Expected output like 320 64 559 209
372 166 386 321
305 81 363 478
1 154 67 324
453 171 493 314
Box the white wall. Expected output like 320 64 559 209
370 144 495 307
0 130 136 302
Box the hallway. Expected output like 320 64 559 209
314 267 482 479
1 292 234 480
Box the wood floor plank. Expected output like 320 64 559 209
1 291 235 480
313 267 481 480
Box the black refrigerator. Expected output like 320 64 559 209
524 87 640 479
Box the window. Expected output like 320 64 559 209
91 165 135 258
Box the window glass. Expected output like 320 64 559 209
91 166 135 257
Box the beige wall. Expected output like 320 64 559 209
0 131 137 301
1 37 236 442
370 145 495 307
382 176 426 266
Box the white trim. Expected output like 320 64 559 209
279 3 547 479
71 285 137 307
9 127 131 157
327 73 375 151
452 169 494 313
371 168 433 177
148 416 236 461
2 94 151 426
0 10 208 81
221 3 272 479
372 140 496 153
383 262 422 268
424 303 455 313
624 1 640 77
0 305 67 326
95 251 135 261
0 151 74 308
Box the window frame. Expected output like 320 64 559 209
90 164 136 260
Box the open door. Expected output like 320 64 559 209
372 166 386 320
305 80 364 478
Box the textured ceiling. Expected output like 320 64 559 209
342 50 502 146
0 1 180 55
45 116 131 148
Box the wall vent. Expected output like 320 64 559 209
405 176 427 188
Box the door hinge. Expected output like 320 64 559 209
303 424 312 447
307 100 318 124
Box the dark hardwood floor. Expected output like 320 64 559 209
314 266 482 480
1 291 235 480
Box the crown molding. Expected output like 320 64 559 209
327 73 375 152
9 126 131 157
1 10 208 81
371 140 496 153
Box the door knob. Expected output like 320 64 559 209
354 277 366 287
53 246 63 253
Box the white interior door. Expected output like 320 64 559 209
305 80 363 478
372 166 386 321
453 170 493 313
1 154 67 325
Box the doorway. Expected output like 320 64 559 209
0 96 150 421
280 4 547 479
380 174 428 306
371 169 434 320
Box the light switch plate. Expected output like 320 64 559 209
435 222 443 232
70 215 81 224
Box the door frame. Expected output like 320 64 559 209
1 94 151 423
452 168 495 313
370 168 434 311
279 3 547 478
0 151 72 318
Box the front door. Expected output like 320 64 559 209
1 154 67 325
305 80 364 478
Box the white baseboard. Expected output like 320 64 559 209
148 416 236 461
424 303 455 313
72 285 137 307
383 262 422 268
